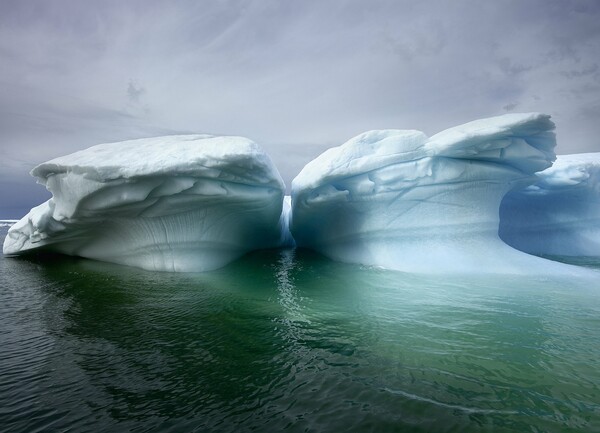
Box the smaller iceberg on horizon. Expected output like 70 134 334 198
290 113 576 274
3 135 288 272
500 152 600 257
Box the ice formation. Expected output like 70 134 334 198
290 113 574 273
280 196 296 247
500 153 600 256
3 135 287 271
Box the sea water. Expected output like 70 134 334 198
1 225 599 432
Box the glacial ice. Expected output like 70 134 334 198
290 113 578 274
3 135 287 271
500 153 600 257
5 115 597 275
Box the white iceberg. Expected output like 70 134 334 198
3 135 287 271
500 153 600 256
290 113 575 273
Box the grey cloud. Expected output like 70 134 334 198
497 58 532 76
561 64 599 79
127 81 145 103
2 0 600 215
382 24 446 62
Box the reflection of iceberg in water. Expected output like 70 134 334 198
267 248 600 427
273 248 311 351
275 249 302 317
3 231 600 432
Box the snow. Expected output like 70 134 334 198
3 135 287 271
290 113 578 274
500 153 600 256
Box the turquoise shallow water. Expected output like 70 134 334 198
1 226 600 432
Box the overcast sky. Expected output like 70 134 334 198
1 0 600 217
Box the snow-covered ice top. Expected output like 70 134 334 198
293 113 556 193
4 135 287 272
33 134 284 188
26 134 285 224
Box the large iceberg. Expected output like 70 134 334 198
499 153 600 256
290 113 573 273
5 116 597 275
3 135 287 271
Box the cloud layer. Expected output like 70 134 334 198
1 0 600 216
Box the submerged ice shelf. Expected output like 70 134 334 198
290 113 581 274
500 153 600 257
3 135 287 271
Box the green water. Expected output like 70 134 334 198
1 227 600 432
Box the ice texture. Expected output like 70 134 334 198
500 153 600 256
290 113 572 273
3 135 287 271
280 196 296 248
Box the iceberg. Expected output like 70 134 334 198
290 113 573 273
500 153 600 256
3 135 287 271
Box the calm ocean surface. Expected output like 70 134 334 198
1 225 600 433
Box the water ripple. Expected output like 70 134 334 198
1 233 600 432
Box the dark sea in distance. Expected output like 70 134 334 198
1 224 600 433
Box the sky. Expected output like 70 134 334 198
1 0 600 218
